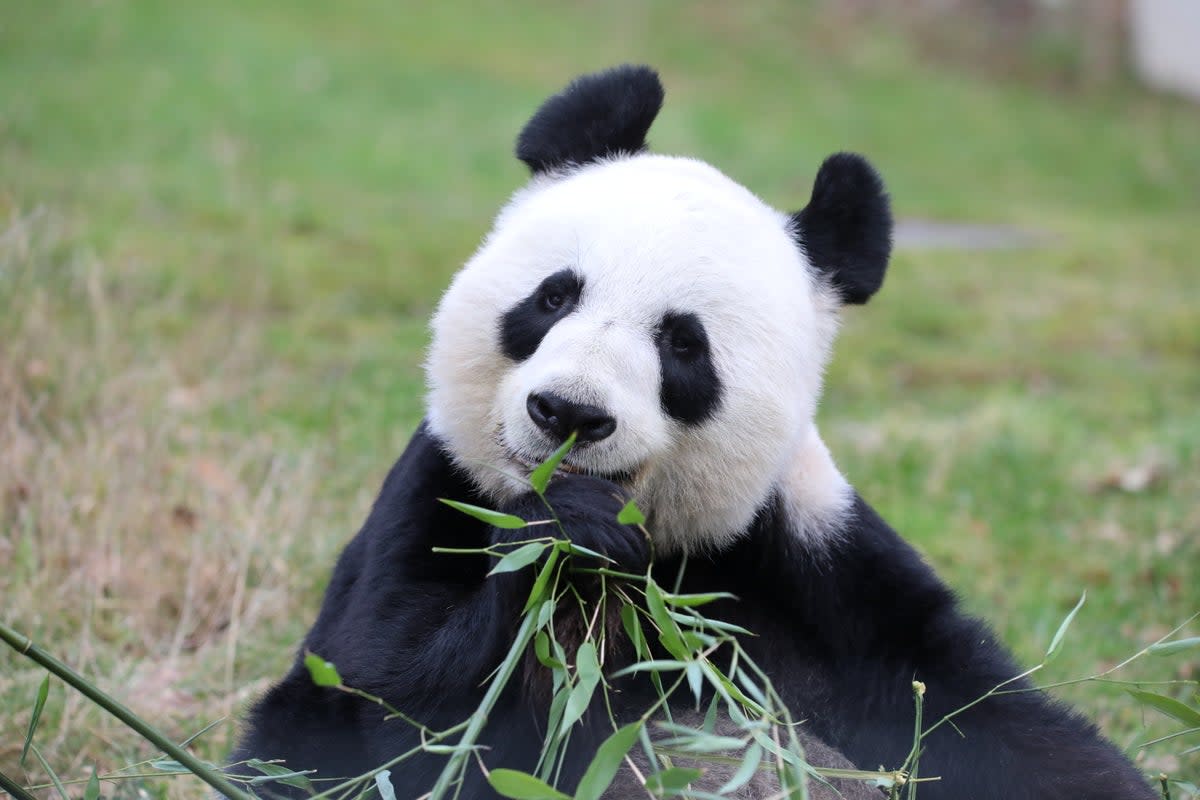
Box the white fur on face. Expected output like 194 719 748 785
427 155 851 552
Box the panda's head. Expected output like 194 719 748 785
427 66 891 553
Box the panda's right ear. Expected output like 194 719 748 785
789 153 893 305
516 65 665 175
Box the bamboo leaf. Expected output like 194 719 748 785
686 662 703 705
559 540 611 561
720 742 764 794
562 642 601 731
245 758 315 790
1127 690 1200 727
561 683 594 731
1148 637 1200 657
490 542 549 576
31 745 69 800
534 631 565 669
523 547 561 613
576 641 601 684
83 768 101 800
20 674 49 767
488 768 572 799
645 580 688 659
643 766 704 794
661 591 736 608
611 659 688 677
530 434 576 495
303 651 343 687
374 770 398 800
575 722 644 800
620 603 649 659
616 499 646 525
439 498 528 529
1045 591 1086 662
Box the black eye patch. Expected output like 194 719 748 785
498 269 584 362
656 311 721 425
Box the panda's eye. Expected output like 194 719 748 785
670 330 698 354
658 312 709 361
533 271 582 314
540 289 566 312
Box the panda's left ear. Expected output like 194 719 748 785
789 153 893 305
516 65 665 174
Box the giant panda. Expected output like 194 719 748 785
231 66 1155 800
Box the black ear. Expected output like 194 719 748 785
516 65 665 174
790 153 893 305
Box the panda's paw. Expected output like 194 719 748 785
540 475 649 572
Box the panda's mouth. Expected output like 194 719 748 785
506 450 638 487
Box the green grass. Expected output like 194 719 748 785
2 0 1198 794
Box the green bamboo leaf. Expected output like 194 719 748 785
575 722 644 800
245 758 315 790
31 745 69 800
523 547 561 613
304 651 343 687
678 630 714 651
534 630 565 669
439 498 528 529
686 662 703 705
643 766 704 794
616 499 646 525
488 768 572 799
719 742 763 794
1045 591 1086 662
1148 637 1200 657
576 641 600 684
656 730 746 753
661 591 736 607
422 743 476 754
562 642 602 731
374 770 398 800
735 668 767 707
490 542 549 576
559 541 614 562
21 674 49 767
645 581 688 659
530 434 576 495
83 768 101 800
1127 689 1200 727
701 662 766 717
611 659 688 677
702 694 720 733
671 612 753 636
620 603 649 659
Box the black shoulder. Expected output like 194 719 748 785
516 64 664 174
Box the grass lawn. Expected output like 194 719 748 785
2 1 1198 796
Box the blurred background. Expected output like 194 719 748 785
2 0 1198 796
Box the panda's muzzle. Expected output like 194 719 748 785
526 392 616 444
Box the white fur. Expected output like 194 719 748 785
427 154 851 552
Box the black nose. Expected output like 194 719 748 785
527 392 617 444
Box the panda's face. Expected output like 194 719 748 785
427 155 843 551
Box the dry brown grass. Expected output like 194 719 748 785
0 209 339 796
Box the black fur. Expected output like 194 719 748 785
498 269 584 361
656 311 721 425
791 153 893 305
232 426 1154 799
515 65 664 174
